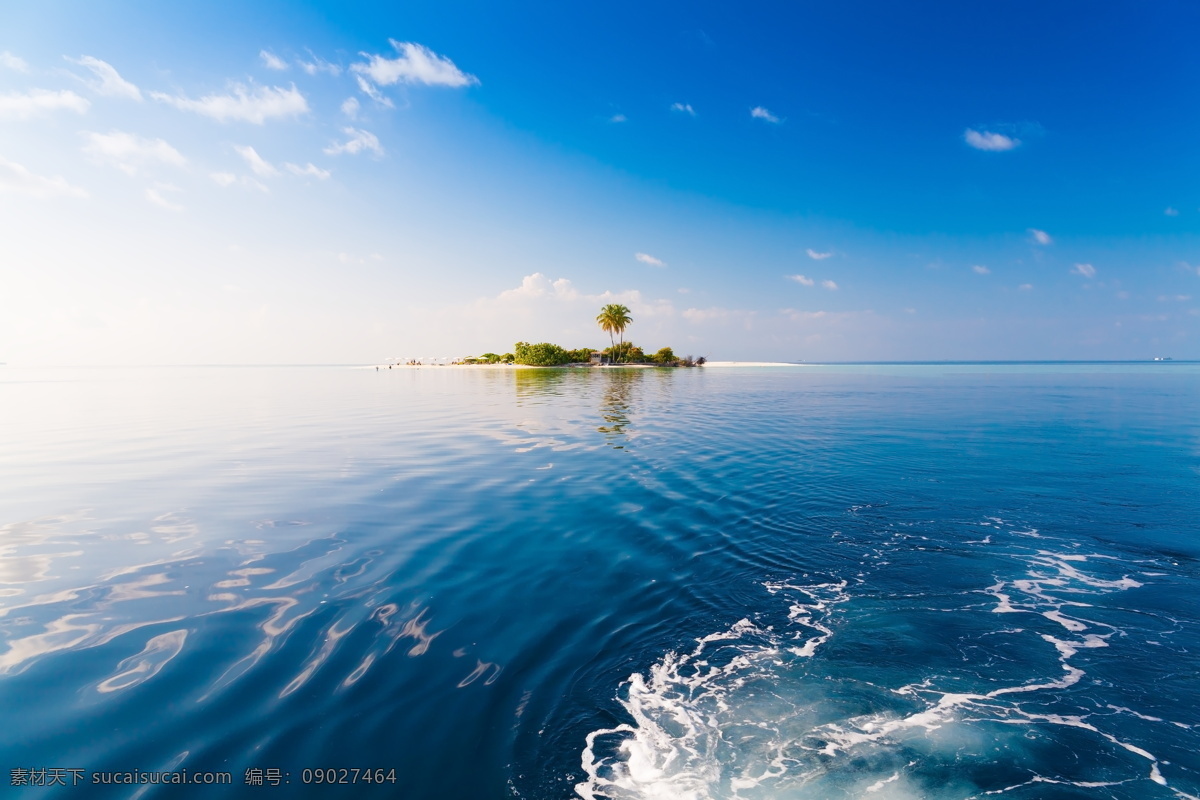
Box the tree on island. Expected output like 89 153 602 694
596 304 633 361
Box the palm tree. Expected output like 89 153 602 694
596 304 633 361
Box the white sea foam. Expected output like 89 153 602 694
577 521 1177 799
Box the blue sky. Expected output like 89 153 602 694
2 1 1198 363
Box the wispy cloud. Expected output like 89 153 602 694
1028 228 1052 245
821 279 838 290
750 106 780 123
1 51 29 72
260 50 288 70
352 41 478 93
788 274 815 286
964 128 1020 151
1071 263 1096 278
146 183 183 211
151 83 308 124
1018 283 1033 291
635 252 664 267
210 172 268 192
0 155 87 198
354 75 393 107
234 144 279 177
297 52 341 76
340 97 360 119
0 88 90 119
66 55 141 100
324 127 383 156
805 249 832 260
82 130 186 175
972 265 991 275
609 113 627 123
285 162 330 179
671 102 695 116
1165 207 1179 217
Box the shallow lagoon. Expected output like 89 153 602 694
1 364 1198 798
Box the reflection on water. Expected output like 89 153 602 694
0 365 1198 798
597 370 643 449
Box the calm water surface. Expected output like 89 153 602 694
1 364 1198 799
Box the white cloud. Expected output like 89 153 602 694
285 162 331 179
1028 228 1052 245
66 55 142 100
146 183 183 211
1165 207 1179 217
671 102 695 116
297 53 341 76
260 50 288 70
788 274 815 286
352 41 478 88
1 51 29 72
354 75 393 107
324 127 383 156
341 97 360 118
635 252 665 267
1018 283 1033 291
82 130 186 175
972 265 991 275
805 249 832 260
151 83 308 124
821 279 839 290
0 155 87 198
964 128 1020 151
210 172 268 192
0 88 90 119
751 106 779 123
234 144 279 177
683 307 735 324
1071 263 1096 279
609 113 627 123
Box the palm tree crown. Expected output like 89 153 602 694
596 304 633 350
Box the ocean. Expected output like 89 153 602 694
1 364 1197 799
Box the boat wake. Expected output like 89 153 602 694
576 521 1195 799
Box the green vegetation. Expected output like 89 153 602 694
513 342 572 366
453 305 704 368
595 304 633 353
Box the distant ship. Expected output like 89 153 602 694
1153 357 1173 361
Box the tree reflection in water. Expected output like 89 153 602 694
596 370 642 449
510 367 649 450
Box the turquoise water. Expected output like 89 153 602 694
1 364 1198 798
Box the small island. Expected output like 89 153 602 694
399 304 706 368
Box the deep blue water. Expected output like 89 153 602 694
1 364 1198 799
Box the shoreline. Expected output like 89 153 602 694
366 361 801 370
